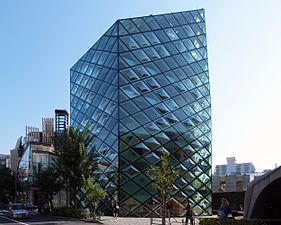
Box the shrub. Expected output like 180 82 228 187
51 207 87 219
199 218 267 225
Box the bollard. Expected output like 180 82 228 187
85 208 90 220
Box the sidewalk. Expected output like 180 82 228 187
94 216 199 225
94 216 151 225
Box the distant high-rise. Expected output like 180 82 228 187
214 157 256 176
71 9 212 216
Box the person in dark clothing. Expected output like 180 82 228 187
112 200 119 219
185 199 194 225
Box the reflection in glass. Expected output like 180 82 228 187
70 9 211 218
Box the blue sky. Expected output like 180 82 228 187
1 0 281 172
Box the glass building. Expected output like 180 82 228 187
70 9 212 217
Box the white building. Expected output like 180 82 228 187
214 157 256 176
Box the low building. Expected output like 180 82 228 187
0 154 10 168
16 110 69 207
212 158 261 214
18 119 55 205
10 137 25 172
212 175 253 193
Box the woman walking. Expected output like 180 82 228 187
185 199 194 225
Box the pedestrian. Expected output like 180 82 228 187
218 198 231 219
112 200 119 219
185 199 194 225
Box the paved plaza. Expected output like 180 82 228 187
97 216 199 225
97 216 151 225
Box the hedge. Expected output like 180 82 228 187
48 207 88 219
199 218 267 225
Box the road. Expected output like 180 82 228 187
0 214 90 225
0 213 157 225
0 215 27 225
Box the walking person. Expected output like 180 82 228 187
185 199 194 225
218 197 231 219
112 200 119 219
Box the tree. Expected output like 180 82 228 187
54 127 98 212
33 165 61 211
84 177 106 220
0 166 15 202
150 155 179 225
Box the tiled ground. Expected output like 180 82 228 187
96 216 199 225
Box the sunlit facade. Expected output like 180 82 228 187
70 9 212 217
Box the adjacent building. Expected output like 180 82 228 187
70 9 212 217
16 111 69 205
18 119 56 204
213 157 256 192
212 174 254 193
54 109 69 152
55 109 69 134
10 137 24 172
0 154 10 168
214 157 255 176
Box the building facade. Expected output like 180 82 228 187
0 154 9 168
18 119 56 204
70 9 212 217
214 157 256 176
212 175 254 193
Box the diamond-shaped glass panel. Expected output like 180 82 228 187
70 9 211 217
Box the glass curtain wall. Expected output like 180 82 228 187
70 9 212 217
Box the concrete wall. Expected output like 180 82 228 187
244 166 281 219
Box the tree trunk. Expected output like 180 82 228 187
162 183 166 225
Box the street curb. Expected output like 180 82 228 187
0 215 29 225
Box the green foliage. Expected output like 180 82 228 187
0 166 15 195
33 165 61 209
53 126 98 209
54 127 97 188
51 207 87 218
149 154 180 225
84 178 106 203
199 218 267 225
84 178 106 220
149 154 180 199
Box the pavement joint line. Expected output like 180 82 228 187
0 215 29 225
